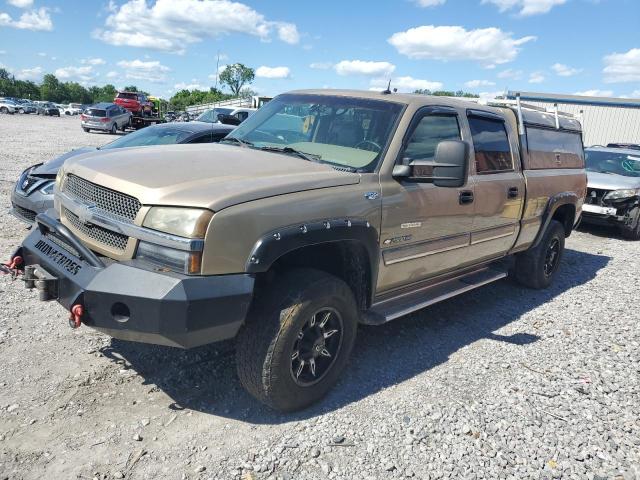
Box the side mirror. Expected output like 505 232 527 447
217 114 241 126
393 140 468 188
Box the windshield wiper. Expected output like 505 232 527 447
220 137 254 147
258 146 322 163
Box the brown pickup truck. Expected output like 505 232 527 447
10 90 586 411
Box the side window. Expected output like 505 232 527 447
526 127 584 169
235 111 249 122
188 133 214 144
468 115 513 173
401 114 461 164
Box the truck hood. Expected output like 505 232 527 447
63 143 361 211
587 171 640 191
32 146 97 176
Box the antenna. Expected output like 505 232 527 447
382 79 392 95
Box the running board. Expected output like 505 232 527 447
362 267 508 325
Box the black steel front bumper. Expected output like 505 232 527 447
17 214 254 349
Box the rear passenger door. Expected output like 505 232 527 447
466 111 525 263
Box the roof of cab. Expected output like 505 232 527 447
285 89 513 116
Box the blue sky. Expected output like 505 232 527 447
0 0 639 100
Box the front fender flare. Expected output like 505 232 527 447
244 217 379 279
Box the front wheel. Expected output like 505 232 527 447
0 107 8 114
236 269 358 412
620 207 640 240
83 128 90 133
512 220 565 289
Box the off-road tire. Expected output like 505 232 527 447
620 208 640 240
236 269 358 412
513 220 565 289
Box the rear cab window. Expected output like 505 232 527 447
467 114 513 174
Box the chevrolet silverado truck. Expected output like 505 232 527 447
8 90 586 411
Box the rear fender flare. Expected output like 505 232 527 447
532 192 579 248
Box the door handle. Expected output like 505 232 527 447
508 187 519 199
459 190 474 205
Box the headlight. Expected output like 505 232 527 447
39 181 55 195
136 241 202 275
142 207 213 238
604 189 640 201
55 166 65 191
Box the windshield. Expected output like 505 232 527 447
197 108 233 123
100 126 195 149
226 94 404 172
585 150 640 178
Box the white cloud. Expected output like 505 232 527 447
54 65 94 82
629 90 640 98
370 76 443 92
15 65 42 81
414 0 446 6
117 59 170 83
174 81 207 91
94 0 299 54
310 62 333 70
256 65 290 79
528 71 545 83
551 63 582 77
7 0 33 8
0 7 52 31
482 0 566 16
574 89 614 97
106 71 119 79
0 50 6 55
497 68 523 80
464 79 496 88
82 57 106 65
603 48 640 83
334 60 395 77
388 25 535 67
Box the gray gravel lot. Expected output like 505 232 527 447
0 114 639 480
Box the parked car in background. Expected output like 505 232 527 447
16 99 37 114
0 99 17 114
196 106 255 124
114 91 153 116
81 103 132 134
9 121 235 224
36 102 61 116
583 146 640 239
64 103 83 115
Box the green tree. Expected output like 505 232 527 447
219 64 255 97
40 74 69 103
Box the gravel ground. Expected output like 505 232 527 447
0 114 639 480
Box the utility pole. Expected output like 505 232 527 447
214 51 220 92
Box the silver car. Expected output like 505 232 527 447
81 103 132 134
583 146 640 239
10 122 235 224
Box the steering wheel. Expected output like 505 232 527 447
355 140 381 152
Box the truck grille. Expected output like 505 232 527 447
64 174 141 222
64 207 129 252
586 188 609 207
12 204 37 222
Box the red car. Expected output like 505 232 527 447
114 91 152 116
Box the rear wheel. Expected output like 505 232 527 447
236 269 358 412
512 220 565 289
620 207 640 240
110 123 117 135
0 107 8 114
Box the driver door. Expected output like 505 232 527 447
377 106 475 293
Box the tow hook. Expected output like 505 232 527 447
0 255 23 278
69 304 84 329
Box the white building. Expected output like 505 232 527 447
506 91 640 147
